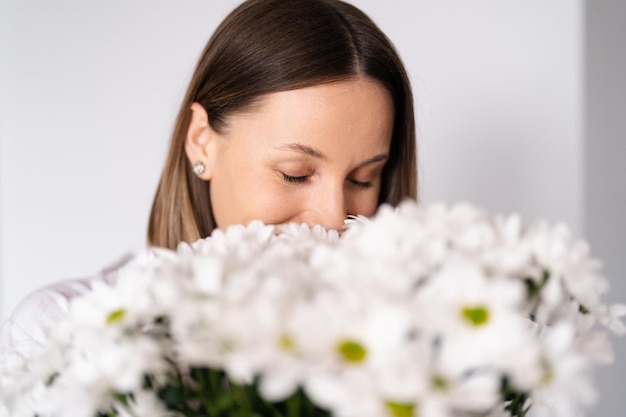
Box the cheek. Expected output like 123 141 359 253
347 187 381 217
210 169 304 228
250 187 304 224
208 155 257 228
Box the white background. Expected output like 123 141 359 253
0 1 624 416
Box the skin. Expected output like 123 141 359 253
185 76 394 231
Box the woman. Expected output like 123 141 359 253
0 0 416 368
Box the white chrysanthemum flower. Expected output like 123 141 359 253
415 256 541 390
524 223 601 318
204 220 276 259
32 331 166 416
575 330 615 365
446 203 496 252
282 284 417 416
0 351 45 408
482 214 533 276
528 324 597 417
276 222 340 244
418 372 501 417
2 200 620 417
69 280 135 328
592 303 626 336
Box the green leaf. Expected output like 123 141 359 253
525 270 550 300
501 376 530 417
156 364 332 417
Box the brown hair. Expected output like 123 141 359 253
148 0 417 249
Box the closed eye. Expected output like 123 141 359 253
281 173 373 188
282 173 308 184
349 179 373 189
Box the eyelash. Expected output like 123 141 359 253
282 173 308 184
351 180 373 189
281 173 372 189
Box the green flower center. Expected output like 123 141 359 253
386 401 416 417
279 333 295 352
431 374 448 391
106 309 126 325
541 358 554 385
220 339 235 353
461 305 490 326
337 339 367 363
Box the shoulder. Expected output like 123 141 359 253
0 250 151 369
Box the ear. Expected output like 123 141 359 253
185 102 218 180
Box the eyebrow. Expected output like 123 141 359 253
276 143 326 160
358 154 388 167
276 142 388 167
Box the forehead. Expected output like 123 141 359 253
223 77 394 159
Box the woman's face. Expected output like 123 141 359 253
186 77 394 231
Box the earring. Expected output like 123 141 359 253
193 161 206 176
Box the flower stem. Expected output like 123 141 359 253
287 389 301 417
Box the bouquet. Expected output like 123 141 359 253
1 201 624 417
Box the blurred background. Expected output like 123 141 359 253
0 0 624 415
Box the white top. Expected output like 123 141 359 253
0 250 153 372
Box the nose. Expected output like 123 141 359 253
300 184 347 231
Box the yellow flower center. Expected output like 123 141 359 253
337 339 367 363
279 333 295 352
386 401 416 417
106 309 126 325
431 374 448 391
461 305 490 326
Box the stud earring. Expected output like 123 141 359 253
193 161 206 176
